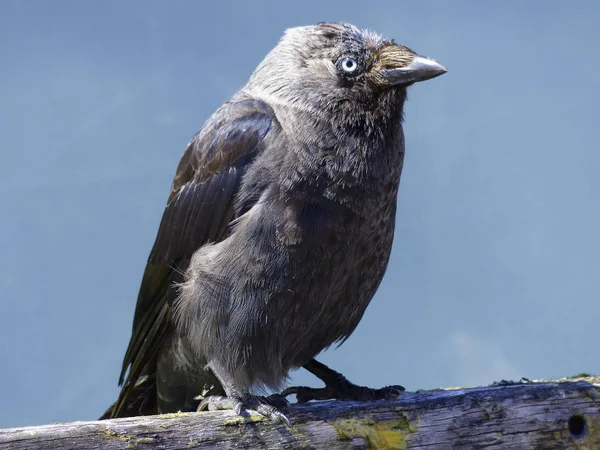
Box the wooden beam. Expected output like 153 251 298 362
1 376 599 449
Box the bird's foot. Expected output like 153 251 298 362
198 393 291 426
282 379 405 403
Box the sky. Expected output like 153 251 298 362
1 0 599 429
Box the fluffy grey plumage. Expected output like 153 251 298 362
104 22 446 422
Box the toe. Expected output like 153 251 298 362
255 402 292 427
282 386 332 403
198 395 231 411
199 394 292 426
375 385 405 401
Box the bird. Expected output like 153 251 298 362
102 22 446 424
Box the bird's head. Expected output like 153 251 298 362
245 22 446 117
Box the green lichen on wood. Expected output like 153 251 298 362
331 415 417 449
101 429 130 442
544 374 600 385
570 373 593 378
101 428 154 448
125 437 154 449
573 411 600 447
222 414 266 426
218 416 261 441
539 411 600 447
157 412 191 419
289 425 314 448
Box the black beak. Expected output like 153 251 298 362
382 55 447 85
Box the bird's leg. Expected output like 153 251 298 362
282 359 405 403
197 363 291 426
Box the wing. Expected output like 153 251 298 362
112 98 275 417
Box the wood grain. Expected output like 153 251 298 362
2 376 599 449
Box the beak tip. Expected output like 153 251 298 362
412 55 448 78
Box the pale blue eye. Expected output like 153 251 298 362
340 57 358 73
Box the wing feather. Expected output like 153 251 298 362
112 99 275 417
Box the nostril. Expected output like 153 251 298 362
567 414 586 438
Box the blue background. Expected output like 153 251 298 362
1 0 598 428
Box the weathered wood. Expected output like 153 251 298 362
2 376 599 449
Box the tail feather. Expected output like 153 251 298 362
100 374 158 419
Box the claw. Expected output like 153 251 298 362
376 385 405 401
198 394 291 426
256 400 291 428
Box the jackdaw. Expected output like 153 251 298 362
103 22 446 423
